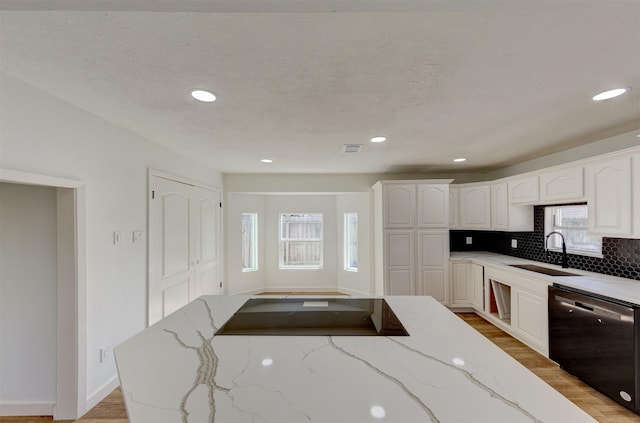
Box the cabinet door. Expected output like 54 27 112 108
449 187 458 229
383 184 415 228
511 288 548 354
540 167 584 203
471 263 484 311
417 184 449 228
458 186 491 229
417 230 448 302
587 156 632 235
450 262 472 306
508 176 539 205
384 230 414 295
491 183 509 230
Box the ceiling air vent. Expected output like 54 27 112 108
343 144 363 154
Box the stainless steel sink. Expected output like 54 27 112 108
508 264 582 277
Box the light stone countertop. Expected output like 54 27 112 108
450 251 640 306
115 295 596 422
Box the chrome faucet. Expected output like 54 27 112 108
545 231 569 268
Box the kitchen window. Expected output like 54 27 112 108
344 212 358 272
279 213 323 269
241 213 258 272
544 205 602 257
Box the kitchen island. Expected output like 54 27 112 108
115 295 595 422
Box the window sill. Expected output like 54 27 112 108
547 248 603 259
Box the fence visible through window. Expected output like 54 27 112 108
280 213 323 269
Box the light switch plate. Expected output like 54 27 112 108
113 231 122 245
511 239 518 248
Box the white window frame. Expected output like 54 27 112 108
544 205 603 258
279 213 323 269
241 213 258 272
344 212 358 272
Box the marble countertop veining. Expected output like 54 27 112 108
450 251 640 306
115 295 596 423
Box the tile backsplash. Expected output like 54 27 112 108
450 206 640 281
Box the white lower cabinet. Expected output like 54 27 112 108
477 266 549 356
450 261 472 307
511 287 548 353
471 263 485 311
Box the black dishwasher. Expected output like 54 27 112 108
549 284 639 415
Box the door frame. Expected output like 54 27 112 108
147 168 223 326
0 168 87 420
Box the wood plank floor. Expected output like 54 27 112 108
3 312 638 422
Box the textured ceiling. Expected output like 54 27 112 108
1 1 639 174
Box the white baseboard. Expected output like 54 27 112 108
228 287 265 295
261 286 342 293
337 287 375 297
85 375 119 415
0 400 55 416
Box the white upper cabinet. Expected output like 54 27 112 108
383 184 415 228
633 153 640 238
491 182 533 232
459 185 491 229
587 156 632 235
539 166 585 203
449 187 459 229
508 176 539 205
491 183 509 230
417 184 449 227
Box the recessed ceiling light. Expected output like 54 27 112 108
190 89 217 102
453 158 467 163
261 159 273 163
592 88 627 101
370 136 387 143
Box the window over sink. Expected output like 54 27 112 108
544 205 602 258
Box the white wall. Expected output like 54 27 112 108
336 193 373 296
261 195 338 292
485 130 640 180
0 183 57 403
225 193 265 294
0 73 223 407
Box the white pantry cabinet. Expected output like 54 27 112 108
383 184 415 228
586 156 632 236
384 230 414 295
458 185 491 229
539 166 585 203
417 184 449 227
373 180 453 298
508 176 539 205
417 230 449 302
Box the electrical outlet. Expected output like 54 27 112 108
465 237 473 245
100 345 111 364
133 231 144 244
511 239 518 249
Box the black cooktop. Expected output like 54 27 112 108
215 298 409 336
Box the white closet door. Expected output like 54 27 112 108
191 186 222 297
148 176 221 326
